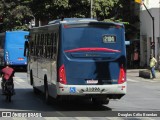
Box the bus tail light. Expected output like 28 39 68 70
118 64 126 84
59 64 67 84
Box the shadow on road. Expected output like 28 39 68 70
0 88 112 112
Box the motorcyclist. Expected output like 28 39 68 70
1 62 15 95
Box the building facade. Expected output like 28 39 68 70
140 0 160 67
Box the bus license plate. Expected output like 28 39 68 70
86 80 98 84
86 87 100 92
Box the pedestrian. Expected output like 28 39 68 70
133 49 139 68
149 54 157 79
1 62 15 94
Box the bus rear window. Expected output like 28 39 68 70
63 25 123 50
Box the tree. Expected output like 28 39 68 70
113 0 140 40
0 0 139 34
0 0 33 32
67 0 90 18
29 0 120 25
93 0 119 20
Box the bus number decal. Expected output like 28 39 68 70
86 87 100 92
103 35 116 43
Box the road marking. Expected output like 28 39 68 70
10 117 157 120
14 77 26 82
13 118 27 120
107 117 124 120
14 81 21 85
107 117 156 120
76 117 92 120
44 117 59 120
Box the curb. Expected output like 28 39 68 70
127 69 160 81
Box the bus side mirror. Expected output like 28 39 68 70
24 41 29 57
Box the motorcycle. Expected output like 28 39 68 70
3 81 14 102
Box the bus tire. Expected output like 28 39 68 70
44 75 50 104
30 70 39 94
30 70 33 85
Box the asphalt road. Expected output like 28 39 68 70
0 71 159 120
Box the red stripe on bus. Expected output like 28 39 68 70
65 47 120 53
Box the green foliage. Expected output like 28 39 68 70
0 0 33 32
0 0 139 34
93 0 119 20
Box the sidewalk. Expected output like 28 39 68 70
127 69 160 81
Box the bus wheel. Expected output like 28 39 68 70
30 70 39 94
44 75 50 104
30 70 33 85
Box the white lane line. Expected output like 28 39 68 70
106 117 124 120
14 81 21 85
107 117 155 120
76 117 92 120
44 117 60 120
14 78 26 82
12 118 27 120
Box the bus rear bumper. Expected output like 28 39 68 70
56 82 126 99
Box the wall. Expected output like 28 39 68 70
140 0 160 67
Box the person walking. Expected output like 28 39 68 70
149 54 157 79
133 49 139 68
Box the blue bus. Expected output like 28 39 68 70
25 18 127 104
0 31 29 70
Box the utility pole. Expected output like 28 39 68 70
90 0 93 18
142 2 155 56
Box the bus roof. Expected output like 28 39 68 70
48 18 124 27
48 18 98 24
5 31 29 33
0 31 29 36
30 18 124 31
